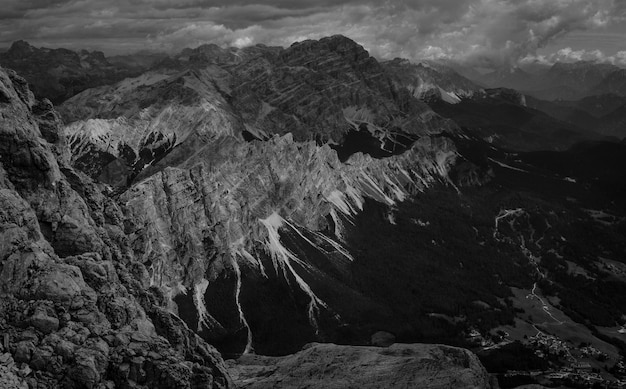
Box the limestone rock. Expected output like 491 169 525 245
0 40 144 104
0 364 29 389
0 65 233 388
383 58 482 103
119 132 460 350
59 35 457 189
30 308 60 334
227 343 492 389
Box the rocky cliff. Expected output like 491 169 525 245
0 66 232 388
0 38 497 387
58 35 459 190
119 132 461 354
61 67 241 188
383 59 482 104
54 36 489 356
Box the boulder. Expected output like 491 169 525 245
370 331 395 347
30 309 59 334
13 341 35 364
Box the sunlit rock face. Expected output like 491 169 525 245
383 58 483 104
60 67 242 187
59 35 458 189
53 35 484 355
120 131 462 354
0 66 232 389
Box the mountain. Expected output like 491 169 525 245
0 66 233 388
479 66 535 91
58 36 490 356
0 41 147 104
477 61 622 101
0 39 497 388
526 94 626 138
428 87 604 151
599 102 626 136
58 35 457 188
590 68 626 97
58 35 626 379
107 51 169 73
548 93 626 117
6 34 626 388
383 58 482 103
545 61 619 95
60 67 241 188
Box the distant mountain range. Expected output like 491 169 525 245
0 41 163 104
3 39 624 153
475 61 626 101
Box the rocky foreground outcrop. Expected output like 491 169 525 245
0 67 232 388
227 343 492 389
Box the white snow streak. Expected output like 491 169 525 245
282 218 354 262
231 256 254 354
194 278 210 332
488 157 529 173
260 212 328 334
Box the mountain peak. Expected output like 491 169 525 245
290 35 366 54
7 40 36 57
549 60 618 74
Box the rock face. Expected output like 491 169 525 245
383 58 482 104
61 68 241 187
55 35 488 355
0 66 232 388
0 41 144 104
226 343 492 389
59 35 458 188
118 132 461 354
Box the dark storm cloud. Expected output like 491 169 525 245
0 0 624 67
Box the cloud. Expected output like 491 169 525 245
521 47 626 66
0 0 624 68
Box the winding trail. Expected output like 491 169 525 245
526 283 564 325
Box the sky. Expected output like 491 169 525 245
1 0 625 68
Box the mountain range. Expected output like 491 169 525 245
477 61 626 101
0 41 158 105
1 36 626 388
